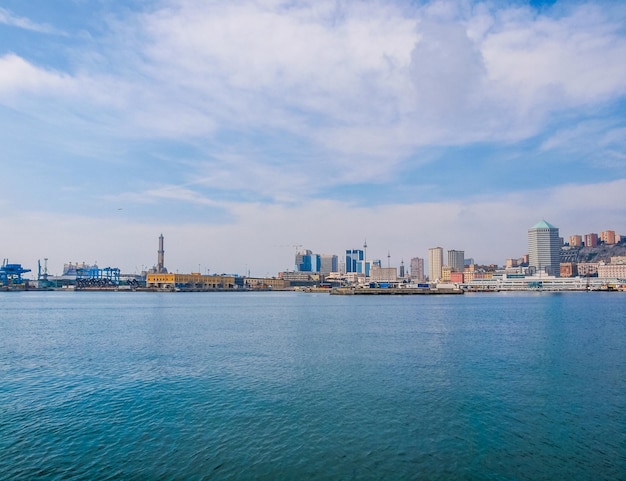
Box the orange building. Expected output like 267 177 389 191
560 263 578 278
568 235 583 247
600 230 616 245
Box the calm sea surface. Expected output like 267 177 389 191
1 291 625 480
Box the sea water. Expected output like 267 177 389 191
0 291 624 480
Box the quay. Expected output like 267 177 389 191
330 287 464 295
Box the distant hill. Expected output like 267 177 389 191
561 242 626 264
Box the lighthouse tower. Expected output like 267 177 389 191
157 234 167 273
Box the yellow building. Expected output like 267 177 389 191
146 272 236 290
441 265 452 282
244 277 290 290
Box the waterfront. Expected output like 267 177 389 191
1 291 625 480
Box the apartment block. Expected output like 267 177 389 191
568 235 583 247
584 233 598 247
600 230 617 245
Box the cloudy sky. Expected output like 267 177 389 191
1 0 625 276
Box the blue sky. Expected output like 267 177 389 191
1 0 625 276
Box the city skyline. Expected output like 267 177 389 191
2 217 625 278
1 1 626 276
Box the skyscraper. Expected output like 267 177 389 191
447 250 465 273
528 220 561 277
428 247 443 282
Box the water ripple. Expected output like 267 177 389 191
1 292 625 480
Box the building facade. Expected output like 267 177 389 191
428 247 443 282
528 220 561 277
598 263 626 278
577 262 599 277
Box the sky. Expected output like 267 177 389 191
1 0 625 277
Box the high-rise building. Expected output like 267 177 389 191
410 257 425 283
447 250 465 273
346 249 364 273
569 235 583 247
600 230 616 245
528 220 561 277
319 254 338 274
584 233 598 247
428 247 443 282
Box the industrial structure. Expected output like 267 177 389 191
1 260 31 288
75 266 121 289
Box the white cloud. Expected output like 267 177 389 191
110 0 626 153
1 0 626 211
482 3 626 108
111 185 222 206
0 54 72 96
0 7 64 35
